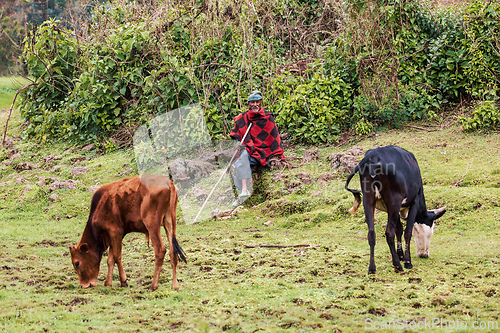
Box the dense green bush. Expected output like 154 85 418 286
273 71 353 143
20 19 79 140
16 0 500 146
459 101 500 132
461 1 500 99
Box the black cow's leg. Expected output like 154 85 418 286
396 219 404 261
385 211 403 272
367 218 376 274
362 179 377 274
403 206 418 269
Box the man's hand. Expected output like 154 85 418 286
235 142 245 151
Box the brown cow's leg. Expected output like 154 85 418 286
105 250 115 286
109 237 128 287
163 216 179 291
149 229 166 291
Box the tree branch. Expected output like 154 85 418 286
2 83 35 147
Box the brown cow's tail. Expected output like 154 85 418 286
345 164 362 214
170 180 187 263
173 237 187 263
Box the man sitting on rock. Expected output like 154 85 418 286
230 90 285 207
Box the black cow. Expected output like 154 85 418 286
345 145 446 273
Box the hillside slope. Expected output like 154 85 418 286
1 98 500 331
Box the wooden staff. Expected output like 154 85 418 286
193 123 253 223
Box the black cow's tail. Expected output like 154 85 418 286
345 164 362 214
172 236 187 263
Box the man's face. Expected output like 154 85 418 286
248 99 262 112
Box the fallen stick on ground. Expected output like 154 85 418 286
243 244 321 249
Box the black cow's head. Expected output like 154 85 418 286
69 243 101 288
413 207 446 258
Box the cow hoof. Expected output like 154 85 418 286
394 266 403 272
121 282 128 287
404 262 413 269
368 269 376 274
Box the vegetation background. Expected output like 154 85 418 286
1 0 500 331
2 0 499 147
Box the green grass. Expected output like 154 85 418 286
1 81 500 331
0 76 30 138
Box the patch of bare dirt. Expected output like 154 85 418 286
327 146 363 174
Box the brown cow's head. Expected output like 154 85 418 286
413 207 446 258
69 243 101 288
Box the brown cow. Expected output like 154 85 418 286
69 175 186 291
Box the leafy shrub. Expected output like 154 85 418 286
20 19 79 140
461 1 500 99
459 101 500 132
15 0 500 146
274 72 353 144
18 0 344 145
355 118 373 135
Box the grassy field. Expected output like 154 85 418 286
0 76 30 138
1 76 500 332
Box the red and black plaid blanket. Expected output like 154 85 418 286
230 107 285 166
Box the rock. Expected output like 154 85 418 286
10 153 22 160
317 172 337 186
212 209 223 217
21 185 32 196
7 148 18 158
302 148 320 163
48 180 80 192
88 185 100 192
115 170 133 177
82 143 94 150
2 137 21 148
328 147 363 174
48 193 59 202
15 162 38 170
192 187 207 200
72 167 90 178
16 178 27 184
295 172 311 184
273 173 286 182
169 158 216 183
37 176 62 186
39 155 61 163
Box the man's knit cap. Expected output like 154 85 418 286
248 90 263 102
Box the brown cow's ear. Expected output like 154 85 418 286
79 243 89 253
